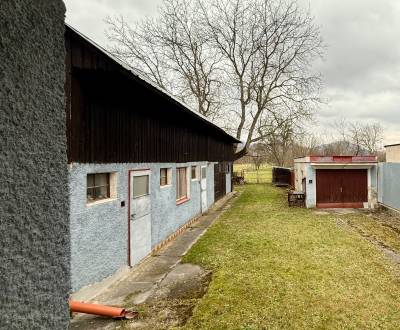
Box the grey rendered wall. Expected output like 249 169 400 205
207 163 215 208
226 172 232 194
0 1 69 329
378 163 400 210
305 164 316 208
70 162 214 291
369 166 378 207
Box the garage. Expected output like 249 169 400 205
294 156 378 209
316 169 368 208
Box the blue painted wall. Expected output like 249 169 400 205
378 163 400 210
69 162 215 291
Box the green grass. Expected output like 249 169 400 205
180 184 400 329
233 163 272 184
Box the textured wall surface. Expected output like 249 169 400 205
305 165 317 208
0 1 69 329
226 172 232 194
385 145 400 163
378 163 400 210
69 162 215 291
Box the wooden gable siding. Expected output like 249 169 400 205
65 29 236 164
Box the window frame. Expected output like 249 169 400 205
160 167 172 187
87 173 110 204
191 165 199 181
176 167 189 203
132 175 150 198
201 166 207 180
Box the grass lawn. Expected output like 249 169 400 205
180 183 400 329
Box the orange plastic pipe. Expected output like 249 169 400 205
69 300 137 319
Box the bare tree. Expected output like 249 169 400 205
360 123 383 154
248 143 267 183
105 0 223 119
256 97 315 166
200 0 323 157
329 119 384 155
106 0 323 156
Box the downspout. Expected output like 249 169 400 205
69 301 137 319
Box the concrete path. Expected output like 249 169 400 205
69 192 237 329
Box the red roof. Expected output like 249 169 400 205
309 155 377 163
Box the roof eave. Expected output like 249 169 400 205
65 24 241 144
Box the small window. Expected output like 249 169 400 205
191 166 199 180
201 167 207 179
133 175 149 198
160 168 171 186
176 167 188 200
87 173 110 203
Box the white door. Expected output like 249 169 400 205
129 170 151 266
200 166 208 213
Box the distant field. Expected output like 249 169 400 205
233 163 272 184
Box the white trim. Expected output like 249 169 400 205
191 165 200 181
130 170 151 198
86 198 118 207
160 167 172 187
131 169 151 177
367 167 371 208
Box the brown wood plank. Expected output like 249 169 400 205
66 29 236 164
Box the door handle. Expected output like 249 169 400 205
340 187 343 193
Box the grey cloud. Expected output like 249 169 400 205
64 0 400 144
308 0 400 143
64 0 162 47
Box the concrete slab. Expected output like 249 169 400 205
157 227 205 257
329 209 360 215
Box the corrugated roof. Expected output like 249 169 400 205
66 24 241 144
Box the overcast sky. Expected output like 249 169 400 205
64 0 400 145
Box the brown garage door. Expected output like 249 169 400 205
316 169 368 208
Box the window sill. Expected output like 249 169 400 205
160 184 172 189
87 198 117 207
191 178 199 181
176 197 190 205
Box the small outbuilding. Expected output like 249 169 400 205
294 156 378 208
65 25 240 292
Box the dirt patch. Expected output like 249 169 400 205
121 264 212 329
334 209 400 267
